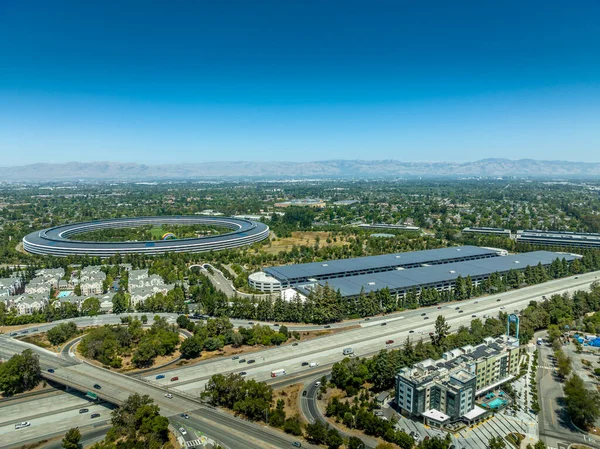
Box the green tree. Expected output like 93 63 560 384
0 349 41 396
112 291 129 314
61 427 82 449
488 436 506 449
348 436 365 449
431 315 451 347
81 297 100 316
180 335 203 359
564 374 600 429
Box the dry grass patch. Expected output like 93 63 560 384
263 231 347 254
273 383 304 422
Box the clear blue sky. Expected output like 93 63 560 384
1 1 599 165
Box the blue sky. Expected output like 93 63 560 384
0 1 599 165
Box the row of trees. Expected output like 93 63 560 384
194 255 588 325
178 315 291 359
47 321 79 346
78 317 179 368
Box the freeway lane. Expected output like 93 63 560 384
151 271 600 394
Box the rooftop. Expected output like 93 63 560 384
264 245 500 282
311 251 576 297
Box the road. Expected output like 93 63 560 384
0 336 319 449
536 333 600 449
146 271 600 395
1 270 599 448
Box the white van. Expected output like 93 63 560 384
309 362 319 367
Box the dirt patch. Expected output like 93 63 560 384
262 231 347 254
273 383 304 422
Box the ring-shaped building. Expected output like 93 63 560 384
22 216 269 257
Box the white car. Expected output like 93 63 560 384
314 381 321 387
165 393 173 399
15 422 31 429
179 427 187 436
309 362 319 367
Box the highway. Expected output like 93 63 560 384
146 271 600 395
0 336 319 449
1 270 599 448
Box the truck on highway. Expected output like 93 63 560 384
271 369 286 378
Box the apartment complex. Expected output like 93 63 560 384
395 335 519 427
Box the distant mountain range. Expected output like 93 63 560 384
1 158 599 181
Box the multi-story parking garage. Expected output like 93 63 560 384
516 229 600 249
253 246 502 291
22 216 269 257
250 246 578 298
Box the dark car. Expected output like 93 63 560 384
47 368 55 373
421 313 426 316
248 322 254 325
292 342 298 346
239 358 246 363
497 298 501 302
429 332 434 336
324 325 331 328
247 359 255 364
239 371 247 376
302 390 307 397
459 310 464 313
274 323 280 327
455 307 460 310
437 306 442 309
293 443 302 447
381 322 387 326
91 413 100 419
31 328 38 332
424 316 429 320
409 330 414 333
302 362 309 366
364 317 371 321
180 413 189 419
93 384 101 389
21 330 28 334
472 314 477 318
79 408 89 414
170 376 179 382
232 355 240 360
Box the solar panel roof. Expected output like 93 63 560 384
264 245 499 282
313 251 577 297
